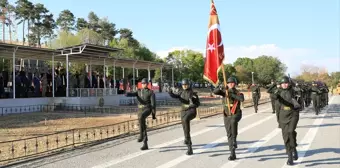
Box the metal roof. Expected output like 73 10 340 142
0 43 171 70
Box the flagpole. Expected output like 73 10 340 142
221 63 232 116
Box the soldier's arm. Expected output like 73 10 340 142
188 91 197 108
267 84 276 93
230 89 245 102
213 87 226 97
126 91 138 97
168 89 181 99
275 91 296 108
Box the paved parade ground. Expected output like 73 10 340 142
10 96 340 168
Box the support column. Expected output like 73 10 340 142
89 60 92 87
122 68 125 78
133 61 137 91
113 61 116 86
103 59 106 88
12 47 17 99
171 67 174 87
52 54 55 98
160 66 163 83
66 54 69 97
160 65 163 92
136 69 139 78
148 64 151 81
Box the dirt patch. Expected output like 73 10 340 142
0 107 180 142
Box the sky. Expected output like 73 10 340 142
8 0 340 76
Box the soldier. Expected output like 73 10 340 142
324 84 329 105
273 76 300 165
320 83 329 107
294 82 304 110
168 79 200 155
305 82 312 107
267 79 277 113
311 81 321 115
250 83 261 113
213 77 244 161
125 78 156 150
267 82 281 128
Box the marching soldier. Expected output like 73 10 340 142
304 82 312 107
268 82 281 127
311 81 321 115
250 83 261 113
168 79 200 155
320 83 329 107
213 77 244 161
273 76 300 165
125 78 156 150
324 84 329 105
267 79 277 114
294 82 304 110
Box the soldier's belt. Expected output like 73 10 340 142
282 106 291 110
138 105 150 108
182 104 190 108
225 104 234 107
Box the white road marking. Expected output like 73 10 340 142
219 128 281 168
155 115 275 168
92 108 271 168
281 96 335 168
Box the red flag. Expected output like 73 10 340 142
203 0 225 87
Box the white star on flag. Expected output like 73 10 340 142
207 43 215 52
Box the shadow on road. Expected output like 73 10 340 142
158 140 258 153
302 157 340 167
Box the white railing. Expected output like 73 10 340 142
68 88 118 97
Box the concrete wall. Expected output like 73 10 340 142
0 93 172 115
0 97 63 115
64 92 171 106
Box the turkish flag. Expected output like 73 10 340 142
203 0 225 87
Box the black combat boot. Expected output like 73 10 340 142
186 144 193 155
140 141 149 150
228 148 236 161
287 151 294 165
186 140 193 155
140 134 148 150
293 148 298 160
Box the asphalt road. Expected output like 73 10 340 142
10 95 340 168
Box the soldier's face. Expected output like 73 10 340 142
276 84 280 88
281 83 289 89
142 83 147 88
182 84 188 90
227 82 235 88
